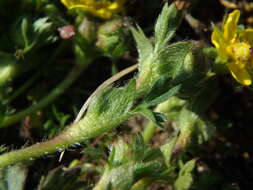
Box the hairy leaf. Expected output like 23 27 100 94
154 3 182 51
131 26 153 66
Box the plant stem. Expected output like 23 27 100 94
143 122 157 143
130 178 152 190
0 109 131 168
0 62 90 128
3 72 40 105
3 41 68 105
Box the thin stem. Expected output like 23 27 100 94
0 107 131 167
130 178 152 190
3 41 68 104
0 134 71 167
143 122 157 143
3 72 40 105
0 62 90 128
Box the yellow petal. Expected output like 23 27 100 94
223 10 240 42
227 63 252 85
60 0 124 19
240 28 253 45
211 27 229 60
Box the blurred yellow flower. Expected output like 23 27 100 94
212 10 253 85
61 0 125 19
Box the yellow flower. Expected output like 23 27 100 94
212 10 253 85
61 0 125 19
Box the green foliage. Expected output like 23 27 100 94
154 3 182 51
175 107 215 150
130 25 153 67
0 1 248 190
87 80 136 120
19 16 58 54
43 105 71 138
37 167 84 190
174 159 196 190
94 136 166 190
96 18 131 59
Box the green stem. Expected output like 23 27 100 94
3 72 40 105
3 41 68 105
143 122 157 143
0 62 90 128
130 178 152 190
0 110 131 167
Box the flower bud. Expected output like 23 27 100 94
96 17 131 59
78 17 97 44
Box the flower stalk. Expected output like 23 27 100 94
0 111 131 168
0 61 90 128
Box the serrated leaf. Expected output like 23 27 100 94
175 174 193 190
33 17 52 35
146 84 181 107
174 159 196 190
157 42 193 79
130 26 153 65
177 107 215 145
133 161 164 180
88 80 136 119
108 140 129 167
134 107 164 129
160 135 178 168
179 159 196 176
144 76 172 102
195 118 216 145
154 3 182 51
132 135 147 161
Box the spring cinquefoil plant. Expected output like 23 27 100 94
0 3 194 168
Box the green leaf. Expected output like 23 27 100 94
144 76 172 102
134 107 164 129
0 165 28 190
157 42 193 79
130 26 153 65
88 80 136 119
21 18 29 48
154 3 182 51
189 77 219 113
108 140 130 167
0 145 7 154
132 135 147 161
174 159 196 190
153 112 168 123
195 118 216 144
36 167 84 190
146 84 181 107
160 135 178 168
177 107 215 145
133 161 164 180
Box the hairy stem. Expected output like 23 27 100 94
0 109 131 167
